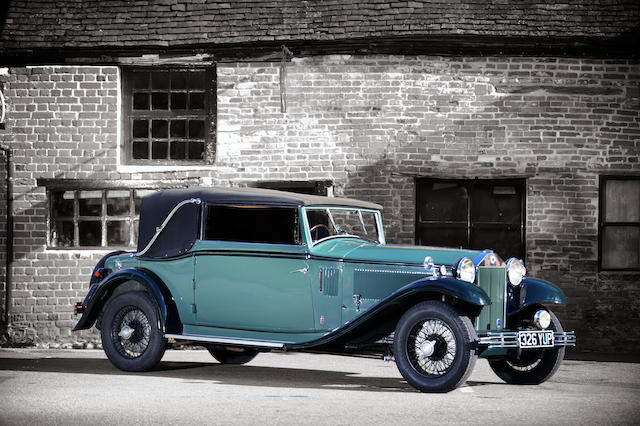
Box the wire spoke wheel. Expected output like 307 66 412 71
393 301 476 392
408 319 457 376
111 306 152 359
101 291 166 372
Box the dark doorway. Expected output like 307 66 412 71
415 178 526 259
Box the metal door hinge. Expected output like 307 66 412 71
191 304 197 314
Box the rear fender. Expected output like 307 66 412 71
73 268 182 334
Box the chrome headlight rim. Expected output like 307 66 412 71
455 257 476 284
506 257 526 286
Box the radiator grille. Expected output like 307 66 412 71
476 266 506 332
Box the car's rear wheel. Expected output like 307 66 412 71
393 301 477 392
101 291 166 372
488 310 565 385
206 345 258 365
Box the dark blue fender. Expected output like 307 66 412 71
507 277 567 315
403 277 491 308
73 268 182 334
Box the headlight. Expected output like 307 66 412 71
506 258 526 286
533 309 551 329
455 257 476 283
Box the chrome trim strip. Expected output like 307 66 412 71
477 331 576 349
136 197 201 257
165 333 287 348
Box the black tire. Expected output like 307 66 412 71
488 310 565 385
100 291 166 372
393 301 477 393
206 346 258 365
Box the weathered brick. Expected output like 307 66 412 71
0 56 639 357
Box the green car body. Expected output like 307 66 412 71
74 187 575 392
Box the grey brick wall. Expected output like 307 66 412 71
0 56 638 355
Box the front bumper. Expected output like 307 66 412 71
478 331 576 349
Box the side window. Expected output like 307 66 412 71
599 176 640 270
205 205 300 245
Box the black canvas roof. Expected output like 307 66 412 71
136 187 382 258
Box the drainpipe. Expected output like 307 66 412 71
0 144 12 333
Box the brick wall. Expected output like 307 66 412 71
0 56 638 355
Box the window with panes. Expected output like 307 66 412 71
599 176 640 271
122 67 215 164
49 189 155 248
416 178 526 260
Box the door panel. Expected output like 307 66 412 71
308 261 343 332
194 241 314 332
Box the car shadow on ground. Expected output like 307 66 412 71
0 356 498 392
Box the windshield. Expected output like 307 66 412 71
305 207 382 245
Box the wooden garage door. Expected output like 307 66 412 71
416 178 526 260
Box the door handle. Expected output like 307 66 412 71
291 267 308 274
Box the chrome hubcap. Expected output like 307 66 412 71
418 340 436 357
409 319 457 376
111 307 151 359
118 325 134 340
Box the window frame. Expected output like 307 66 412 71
121 66 217 165
47 188 147 249
414 178 527 260
598 175 640 272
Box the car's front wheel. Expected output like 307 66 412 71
100 291 166 372
393 301 477 392
488 310 565 385
206 345 258 365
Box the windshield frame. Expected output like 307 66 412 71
301 206 386 247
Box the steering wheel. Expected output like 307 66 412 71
310 224 331 241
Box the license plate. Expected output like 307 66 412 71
518 330 554 348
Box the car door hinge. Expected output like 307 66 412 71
191 304 197 314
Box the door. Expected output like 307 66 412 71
416 178 526 259
193 205 314 332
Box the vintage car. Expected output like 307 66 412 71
74 187 575 392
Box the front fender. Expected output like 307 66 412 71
288 277 490 350
403 277 491 308
73 268 181 334
507 277 567 315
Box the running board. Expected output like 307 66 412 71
164 333 287 349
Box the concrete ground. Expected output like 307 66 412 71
0 348 638 425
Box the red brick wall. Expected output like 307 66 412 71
0 56 638 355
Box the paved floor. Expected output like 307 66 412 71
0 348 638 425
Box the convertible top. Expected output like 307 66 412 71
136 187 382 258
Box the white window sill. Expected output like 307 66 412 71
117 164 218 173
